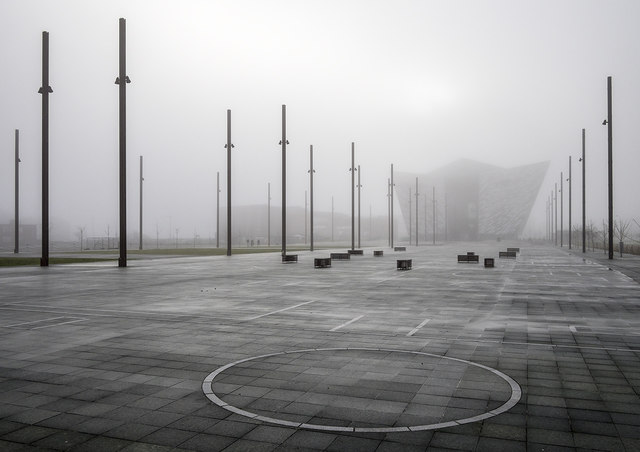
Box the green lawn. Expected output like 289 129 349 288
1 246 317 267
0 257 115 267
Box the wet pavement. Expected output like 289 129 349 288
1 242 639 451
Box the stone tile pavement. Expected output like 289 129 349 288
1 242 639 451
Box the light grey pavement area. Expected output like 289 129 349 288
1 242 639 451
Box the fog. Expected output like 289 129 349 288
1 0 639 244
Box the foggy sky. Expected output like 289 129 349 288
1 0 639 241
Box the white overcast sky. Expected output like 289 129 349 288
1 0 639 239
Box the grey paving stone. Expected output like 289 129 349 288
2 425 59 444
178 432 236 452
33 430 94 450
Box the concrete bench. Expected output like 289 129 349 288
373 250 384 257
499 251 516 258
397 259 412 270
484 258 495 268
394 246 406 252
314 257 331 268
282 254 298 263
330 252 350 260
348 249 364 255
458 254 479 263
507 247 520 253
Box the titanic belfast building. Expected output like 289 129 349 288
395 159 549 241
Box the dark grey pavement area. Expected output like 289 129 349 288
1 242 639 451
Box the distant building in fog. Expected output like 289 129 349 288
396 159 549 241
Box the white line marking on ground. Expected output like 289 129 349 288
330 315 365 332
244 300 317 321
32 318 87 329
407 318 431 337
4 316 66 328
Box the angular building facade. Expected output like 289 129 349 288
396 159 549 241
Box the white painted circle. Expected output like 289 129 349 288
202 347 522 433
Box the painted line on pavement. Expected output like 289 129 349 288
407 318 431 337
244 300 317 321
330 315 365 332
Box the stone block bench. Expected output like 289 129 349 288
397 259 412 270
330 252 350 260
314 257 331 268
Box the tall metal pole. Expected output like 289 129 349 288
115 18 130 268
309 145 314 252
409 187 412 245
568 157 572 249
139 155 143 250
606 76 613 259
14 129 19 254
39 31 52 267
554 183 558 246
432 186 436 245
581 128 586 253
549 190 557 244
560 172 564 247
226 109 232 256
424 193 427 243
387 178 391 246
357 164 361 249
281 105 287 257
216 172 220 248
415 177 419 246
267 182 271 247
546 196 550 241
390 164 394 248
351 142 355 251
304 190 308 245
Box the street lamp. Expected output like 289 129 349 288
579 128 586 253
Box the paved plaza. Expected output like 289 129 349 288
1 242 639 451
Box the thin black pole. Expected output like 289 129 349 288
14 129 19 254
267 182 271 247
116 18 129 268
568 156 572 249
545 196 550 241
281 105 287 257
387 178 391 246
390 164 394 248
357 164 361 249
549 190 557 244
582 129 586 253
226 109 232 256
310 145 314 251
607 76 613 260
553 182 558 246
39 31 52 267
415 178 419 247
216 171 220 248
409 187 412 245
139 155 143 250
560 171 564 247
351 142 355 251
